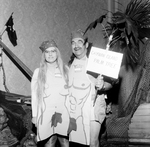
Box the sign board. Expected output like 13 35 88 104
86 47 123 79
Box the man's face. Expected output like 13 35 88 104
71 37 87 59
44 47 57 63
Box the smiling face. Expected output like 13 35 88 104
44 47 57 63
71 37 87 59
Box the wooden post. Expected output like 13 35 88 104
115 0 118 12
108 0 112 22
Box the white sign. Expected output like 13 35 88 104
86 47 123 79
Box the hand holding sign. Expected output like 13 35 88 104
95 75 104 90
93 74 104 106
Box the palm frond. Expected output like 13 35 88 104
106 0 150 69
84 14 107 34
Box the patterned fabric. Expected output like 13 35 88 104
106 114 131 143
39 40 57 52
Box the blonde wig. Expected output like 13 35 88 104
36 47 68 107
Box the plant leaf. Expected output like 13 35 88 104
84 14 106 34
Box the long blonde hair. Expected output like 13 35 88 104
36 47 68 105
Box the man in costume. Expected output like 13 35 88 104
66 29 112 147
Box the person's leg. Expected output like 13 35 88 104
90 121 101 147
58 136 69 147
45 135 57 147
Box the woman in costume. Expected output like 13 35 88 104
31 40 69 147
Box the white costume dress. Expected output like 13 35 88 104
66 57 106 145
31 67 69 141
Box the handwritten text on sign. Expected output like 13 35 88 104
86 47 123 79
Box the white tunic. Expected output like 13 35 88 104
66 57 95 145
67 57 106 145
31 67 69 141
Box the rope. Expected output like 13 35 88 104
0 47 10 92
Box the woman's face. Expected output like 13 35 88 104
44 47 57 63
